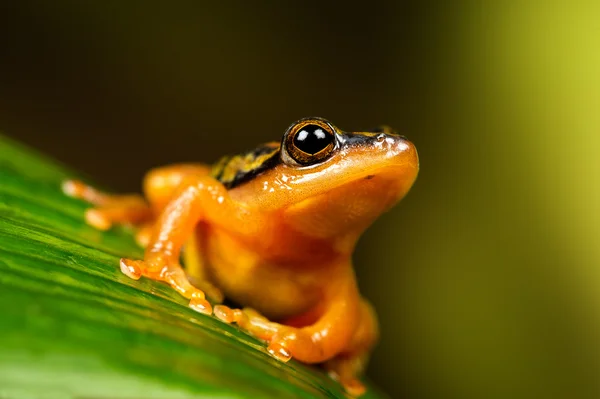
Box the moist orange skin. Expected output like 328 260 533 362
62 119 419 397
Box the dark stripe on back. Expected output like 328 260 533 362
210 143 281 189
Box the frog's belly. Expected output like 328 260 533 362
202 226 323 321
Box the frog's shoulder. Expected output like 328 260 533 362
211 142 281 189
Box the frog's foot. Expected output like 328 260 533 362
119 256 212 315
325 354 368 397
62 179 152 230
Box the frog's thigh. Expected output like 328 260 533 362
142 163 211 211
135 164 211 246
323 298 379 397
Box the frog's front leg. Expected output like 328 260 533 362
120 175 254 315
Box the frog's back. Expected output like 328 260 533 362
210 142 280 189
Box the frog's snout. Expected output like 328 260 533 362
377 134 419 192
381 134 419 168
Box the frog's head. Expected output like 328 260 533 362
231 117 419 251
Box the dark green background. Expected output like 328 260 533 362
1 2 599 398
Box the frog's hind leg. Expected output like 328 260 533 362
141 164 211 212
323 299 379 397
62 163 211 236
213 273 375 396
138 164 213 246
62 180 152 231
232 299 377 396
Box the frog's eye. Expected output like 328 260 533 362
283 119 336 166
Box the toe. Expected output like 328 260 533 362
86 209 112 230
267 340 292 362
189 292 213 315
214 305 242 323
120 258 142 280
342 379 366 397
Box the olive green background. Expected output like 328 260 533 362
1 2 599 398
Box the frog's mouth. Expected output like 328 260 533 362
327 163 418 213
280 163 419 242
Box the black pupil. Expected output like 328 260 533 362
293 124 333 154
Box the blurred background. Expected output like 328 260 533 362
1 1 599 398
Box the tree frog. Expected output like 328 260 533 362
63 117 419 396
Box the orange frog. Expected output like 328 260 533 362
63 117 419 396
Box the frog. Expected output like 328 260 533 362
62 117 419 396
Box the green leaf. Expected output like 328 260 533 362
0 135 388 399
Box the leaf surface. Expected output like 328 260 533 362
0 135 388 399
